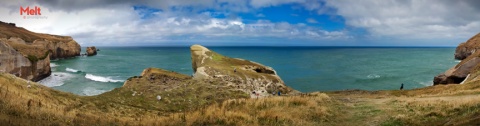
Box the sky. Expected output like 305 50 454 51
1 0 480 46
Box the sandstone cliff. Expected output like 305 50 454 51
0 40 50 81
190 44 298 96
434 33 480 85
86 46 97 56
0 21 81 81
454 33 480 60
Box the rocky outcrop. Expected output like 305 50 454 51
38 38 81 59
0 40 51 81
86 46 97 56
190 44 298 97
434 57 480 85
434 33 480 85
454 33 480 60
122 44 298 100
0 21 80 81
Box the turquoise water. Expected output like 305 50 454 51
39 47 458 95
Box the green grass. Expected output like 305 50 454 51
211 52 224 61
381 118 405 126
25 51 49 63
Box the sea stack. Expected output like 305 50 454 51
190 44 298 96
0 21 81 81
86 46 97 56
434 33 480 85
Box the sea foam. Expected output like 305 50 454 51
50 63 59 68
85 74 124 83
38 72 74 87
367 74 381 79
82 87 108 96
66 68 80 73
419 81 433 86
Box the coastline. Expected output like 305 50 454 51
1 21 480 125
36 46 457 95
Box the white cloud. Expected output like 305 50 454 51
324 0 480 40
306 18 318 23
250 0 304 8
0 0 352 46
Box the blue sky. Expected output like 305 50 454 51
1 0 480 46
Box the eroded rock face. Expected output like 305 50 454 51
0 40 51 81
86 46 97 56
31 38 81 59
0 22 80 81
454 33 480 60
434 33 480 85
434 57 480 85
190 44 299 96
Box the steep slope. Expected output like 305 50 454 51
0 21 81 81
434 33 480 85
454 33 480 60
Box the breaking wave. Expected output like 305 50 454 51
66 68 80 73
85 74 124 83
367 74 381 79
419 81 433 86
38 72 74 87
50 63 59 68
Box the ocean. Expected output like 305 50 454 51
38 47 458 96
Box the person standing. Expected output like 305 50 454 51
400 83 404 90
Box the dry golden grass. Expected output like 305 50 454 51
151 93 333 126
0 22 72 43
0 21 77 60
3 70 480 125
0 72 337 125
0 73 166 125
374 94 480 125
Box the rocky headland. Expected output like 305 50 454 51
121 44 298 102
0 21 81 81
190 45 298 97
434 33 480 85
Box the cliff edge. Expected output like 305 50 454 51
434 33 480 85
0 21 81 81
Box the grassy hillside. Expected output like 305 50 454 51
0 22 72 43
2 71 480 125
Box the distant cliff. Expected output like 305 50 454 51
434 33 480 85
0 21 81 81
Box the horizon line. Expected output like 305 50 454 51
88 45 457 48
